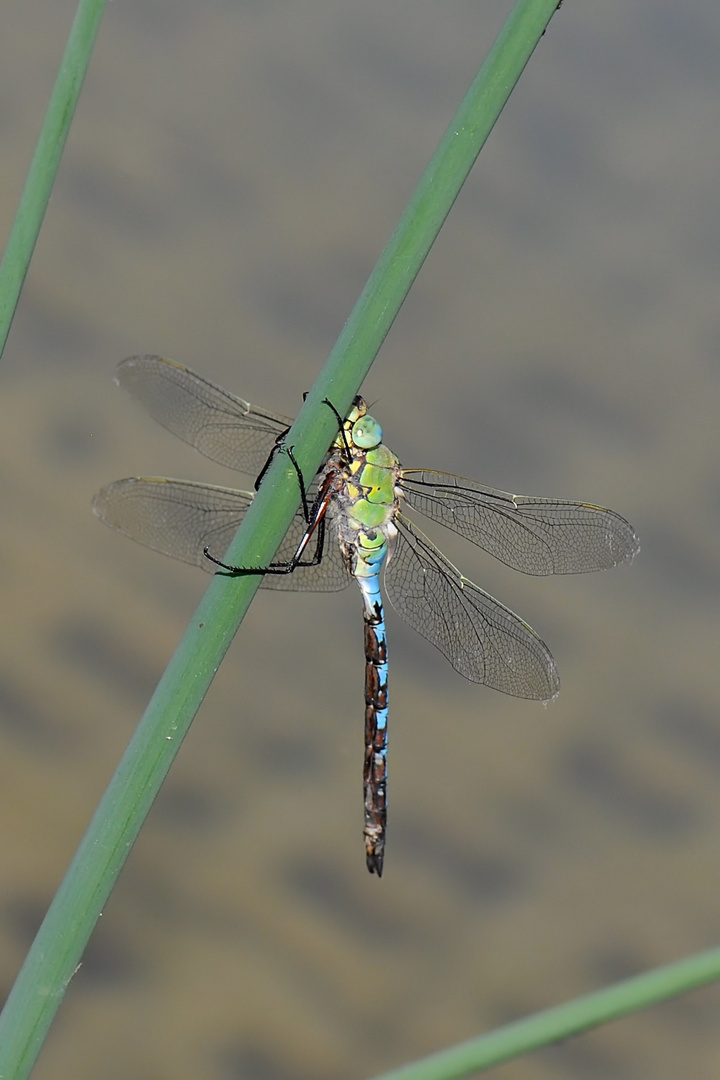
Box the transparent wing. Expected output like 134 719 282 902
398 470 640 576
116 355 295 477
92 477 352 592
384 512 559 700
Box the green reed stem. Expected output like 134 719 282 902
370 946 720 1078
0 0 106 361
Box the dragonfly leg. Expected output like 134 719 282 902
202 512 328 576
322 398 352 461
254 435 312 524
202 470 336 576
283 444 311 521
256 399 344 513
253 427 290 490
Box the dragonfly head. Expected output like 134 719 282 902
351 413 383 450
342 397 383 451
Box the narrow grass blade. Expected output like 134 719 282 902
0 0 107 360
369 946 720 1079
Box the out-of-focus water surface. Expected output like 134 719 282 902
2 2 720 1077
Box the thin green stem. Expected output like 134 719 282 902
0 0 107 361
0 2 564 1076
369 946 720 1078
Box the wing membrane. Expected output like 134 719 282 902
398 470 639 576
384 512 559 700
117 355 294 477
93 477 351 592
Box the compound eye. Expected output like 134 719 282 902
351 415 383 450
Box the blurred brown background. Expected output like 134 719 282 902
1 2 720 1077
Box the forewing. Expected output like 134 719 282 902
398 470 640 575
384 512 559 700
117 355 294 477
93 477 351 592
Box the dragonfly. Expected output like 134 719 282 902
93 355 640 877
